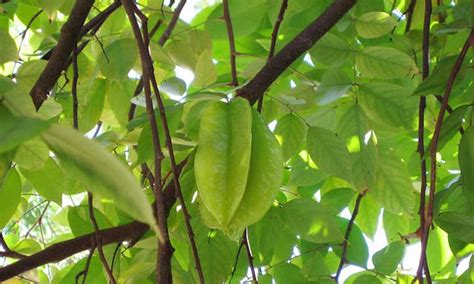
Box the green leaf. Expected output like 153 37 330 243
355 195 380 239
434 105 471 152
20 158 65 204
40 124 159 236
15 60 48 93
273 263 306 283
98 38 138 81
356 46 418 79
350 274 382 284
306 126 353 183
0 169 21 228
356 12 396 38
193 49 217 87
310 33 350 66
412 55 467 97
37 0 64 19
436 212 474 243
274 113 307 161
161 77 187 97
372 241 405 275
320 188 355 214
371 148 415 215
338 105 378 191
249 207 295 265
58 256 107 283
315 69 352 105
359 83 417 129
426 227 455 276
13 137 50 170
0 29 17 64
0 105 50 153
68 205 112 237
459 126 474 213
196 228 237 284
283 198 344 243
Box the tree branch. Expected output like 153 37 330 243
237 0 357 105
126 1 204 281
88 192 116 283
416 0 431 282
335 191 365 282
242 229 258 283
257 0 288 111
222 0 238 86
0 222 148 281
419 31 473 284
30 0 95 110
121 1 173 282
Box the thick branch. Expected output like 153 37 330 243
30 0 95 110
237 0 357 104
0 222 147 281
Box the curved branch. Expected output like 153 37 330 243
237 0 357 105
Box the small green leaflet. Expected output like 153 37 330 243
371 148 415 215
306 126 353 183
98 38 138 81
459 126 474 213
310 33 350 66
315 69 352 105
283 198 344 243
274 113 307 161
372 241 405 275
20 158 65 204
0 105 50 153
0 169 21 228
356 12 396 38
356 46 418 79
0 29 17 64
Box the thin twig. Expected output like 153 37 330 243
242 229 258 283
24 201 50 239
228 242 244 283
0 234 26 259
335 191 366 282
110 242 122 273
415 0 431 282
420 31 473 284
88 192 116 284
72 45 79 129
75 246 95 284
12 10 42 72
404 0 417 33
158 0 186 46
258 0 288 112
222 0 238 87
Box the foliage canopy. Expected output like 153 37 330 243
0 0 473 283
